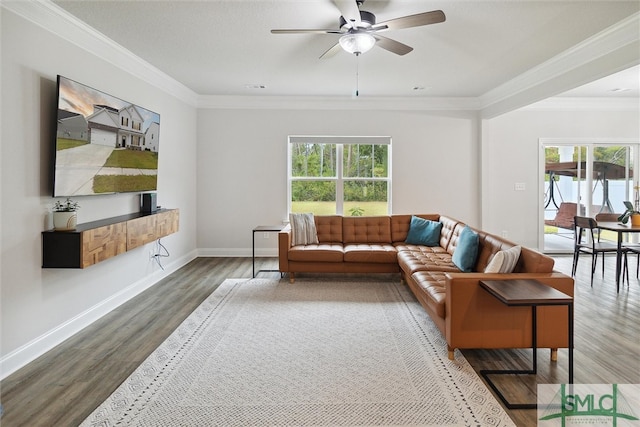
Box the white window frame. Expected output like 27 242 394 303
288 135 392 215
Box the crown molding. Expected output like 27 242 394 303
480 12 640 118
2 0 199 107
197 95 481 111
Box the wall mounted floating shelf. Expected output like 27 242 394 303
42 209 179 268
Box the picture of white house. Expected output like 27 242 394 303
86 104 152 151
53 76 160 196
144 121 159 153
56 76 161 153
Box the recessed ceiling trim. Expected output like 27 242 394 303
196 95 481 111
2 0 199 106
480 12 640 118
4 2 637 116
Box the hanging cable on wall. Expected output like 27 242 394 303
152 238 170 270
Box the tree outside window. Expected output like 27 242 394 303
289 137 391 216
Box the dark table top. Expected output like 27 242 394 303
597 221 640 233
253 225 285 232
480 279 573 306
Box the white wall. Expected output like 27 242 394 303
196 108 481 255
481 107 640 249
1 9 198 377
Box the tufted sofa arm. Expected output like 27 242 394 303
444 272 574 360
278 224 292 273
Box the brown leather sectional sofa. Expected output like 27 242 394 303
278 214 574 360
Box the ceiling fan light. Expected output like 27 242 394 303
339 33 376 55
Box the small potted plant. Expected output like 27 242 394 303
52 197 80 231
618 201 640 225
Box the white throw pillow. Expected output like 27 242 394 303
289 213 319 246
484 246 521 273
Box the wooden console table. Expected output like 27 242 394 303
42 209 179 268
479 279 574 410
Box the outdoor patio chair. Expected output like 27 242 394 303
546 202 583 230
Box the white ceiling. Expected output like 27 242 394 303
51 0 639 100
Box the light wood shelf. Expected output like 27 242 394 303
42 209 179 268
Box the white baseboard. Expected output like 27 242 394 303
0 250 198 380
198 248 278 257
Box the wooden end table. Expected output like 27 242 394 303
479 279 574 410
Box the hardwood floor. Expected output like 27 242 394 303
1 255 638 426
463 254 640 426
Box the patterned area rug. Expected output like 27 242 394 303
81 278 515 426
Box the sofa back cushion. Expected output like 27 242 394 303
391 214 440 242
474 229 555 273
475 232 514 272
343 216 392 244
515 246 555 273
438 216 462 251
314 215 343 243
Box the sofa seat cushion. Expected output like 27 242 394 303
288 244 344 262
410 271 447 318
394 243 449 253
343 244 398 263
397 249 460 275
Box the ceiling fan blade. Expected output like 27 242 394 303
271 29 341 35
319 42 343 59
333 0 361 28
372 35 413 56
372 10 445 32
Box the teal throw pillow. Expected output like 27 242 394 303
405 216 442 246
452 226 479 272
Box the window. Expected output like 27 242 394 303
288 136 391 216
542 140 638 253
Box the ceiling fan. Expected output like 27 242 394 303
270 0 446 58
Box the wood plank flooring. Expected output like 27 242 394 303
1 255 638 426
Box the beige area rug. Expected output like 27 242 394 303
81 278 515 426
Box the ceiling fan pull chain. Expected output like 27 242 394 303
355 54 360 97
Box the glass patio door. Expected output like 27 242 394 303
542 142 635 253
